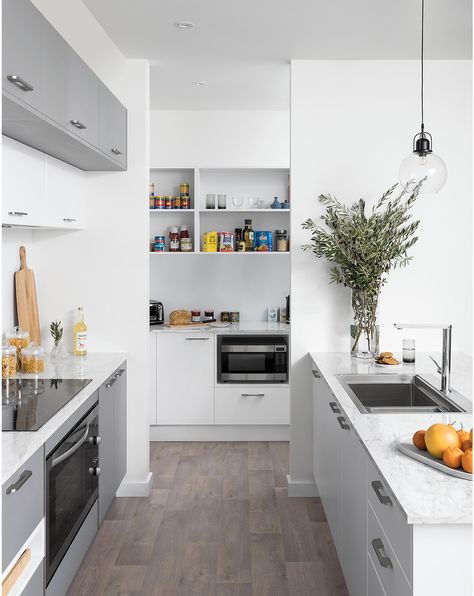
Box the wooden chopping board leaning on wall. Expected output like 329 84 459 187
15 246 41 345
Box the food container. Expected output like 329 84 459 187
221 311 230 322
276 229 288 252
165 196 173 209
6 327 30 366
254 231 273 252
203 310 214 322
180 238 193 252
218 232 234 252
149 195 155 209
2 344 17 379
155 196 165 209
230 312 240 323
202 231 218 252
191 310 201 323
154 235 166 252
181 196 191 210
21 342 46 374
169 227 180 252
174 196 182 209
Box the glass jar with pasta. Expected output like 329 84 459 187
6 327 29 367
2 344 17 378
21 342 46 374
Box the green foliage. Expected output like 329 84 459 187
49 320 63 343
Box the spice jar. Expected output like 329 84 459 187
21 342 46 374
169 226 180 252
6 327 30 367
276 229 288 252
2 344 17 379
191 310 201 323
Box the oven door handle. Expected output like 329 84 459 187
51 423 90 468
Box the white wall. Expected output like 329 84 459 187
290 60 472 488
1 0 151 495
150 110 289 168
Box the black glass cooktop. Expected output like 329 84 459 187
2 378 92 431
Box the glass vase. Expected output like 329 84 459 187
350 289 380 359
50 339 69 363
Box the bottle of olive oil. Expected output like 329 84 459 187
243 219 255 252
73 306 88 356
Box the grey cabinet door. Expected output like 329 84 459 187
22 560 44 596
98 376 116 525
99 82 127 168
2 0 45 113
114 366 127 491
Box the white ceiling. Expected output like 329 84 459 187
83 0 472 111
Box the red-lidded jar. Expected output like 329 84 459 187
191 310 201 323
203 310 214 322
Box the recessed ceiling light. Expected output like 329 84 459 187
193 81 209 87
174 21 195 29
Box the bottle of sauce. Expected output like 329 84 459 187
169 226 180 252
74 306 88 356
243 219 255 252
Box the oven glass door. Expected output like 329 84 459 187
46 405 99 584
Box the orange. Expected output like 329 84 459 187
412 430 426 450
461 449 472 474
470 429 473 442
425 424 461 459
462 440 472 452
442 446 464 469
457 429 470 444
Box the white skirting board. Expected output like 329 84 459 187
287 474 318 497
150 425 290 442
116 472 153 497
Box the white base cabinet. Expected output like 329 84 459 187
215 386 289 425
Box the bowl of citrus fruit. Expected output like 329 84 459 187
396 423 472 480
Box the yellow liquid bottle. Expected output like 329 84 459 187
74 306 88 356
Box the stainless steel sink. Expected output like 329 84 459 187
338 374 467 414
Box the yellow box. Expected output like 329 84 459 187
202 231 218 252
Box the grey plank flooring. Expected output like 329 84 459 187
68 442 348 596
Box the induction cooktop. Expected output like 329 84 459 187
2 378 92 431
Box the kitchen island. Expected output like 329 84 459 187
310 352 472 596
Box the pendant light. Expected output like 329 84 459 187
399 0 447 193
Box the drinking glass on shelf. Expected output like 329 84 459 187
256 197 266 209
247 197 257 209
206 193 216 209
218 194 227 209
231 196 244 209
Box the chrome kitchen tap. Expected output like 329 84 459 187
394 323 452 394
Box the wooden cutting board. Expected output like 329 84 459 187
15 246 41 345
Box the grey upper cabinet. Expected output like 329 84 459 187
2 0 45 114
99 82 127 169
2 0 127 171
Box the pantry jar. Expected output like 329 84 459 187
275 230 288 252
2 344 17 379
21 342 46 374
6 326 29 366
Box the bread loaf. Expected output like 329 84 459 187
169 310 191 325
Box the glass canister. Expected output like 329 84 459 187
21 342 46 373
6 327 30 366
2 344 17 378
275 230 288 252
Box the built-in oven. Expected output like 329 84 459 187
217 335 289 383
46 403 100 585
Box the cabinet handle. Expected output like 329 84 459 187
241 393 265 397
7 75 33 92
312 370 321 378
111 147 122 155
372 538 393 569
88 435 102 445
337 416 350 430
114 369 125 378
106 378 117 388
6 470 32 495
7 211 28 216
62 218 77 223
371 480 393 506
70 119 87 130
185 337 209 341
329 401 341 413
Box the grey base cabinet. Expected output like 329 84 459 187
99 363 127 523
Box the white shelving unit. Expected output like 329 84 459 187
149 167 290 255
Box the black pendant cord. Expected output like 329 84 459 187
420 0 425 135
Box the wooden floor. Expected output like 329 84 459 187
68 442 348 596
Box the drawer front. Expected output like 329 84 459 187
368 552 387 596
367 457 412 581
215 387 289 425
2 448 44 570
368 502 411 596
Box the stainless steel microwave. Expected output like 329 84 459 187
217 335 288 383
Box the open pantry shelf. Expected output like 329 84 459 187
149 251 290 256
149 209 195 214
199 209 289 214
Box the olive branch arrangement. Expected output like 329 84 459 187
49 320 64 343
301 181 422 353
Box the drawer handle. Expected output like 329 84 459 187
185 337 209 341
111 147 122 155
106 378 117 388
7 211 28 216
312 370 321 378
371 480 393 506
7 74 33 92
337 416 350 430
70 119 87 130
6 470 32 494
329 401 341 414
241 393 265 397
63 218 77 222
372 538 393 569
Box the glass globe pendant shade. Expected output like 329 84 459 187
399 148 447 194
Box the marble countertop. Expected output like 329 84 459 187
309 352 473 525
2 352 127 484
150 321 290 334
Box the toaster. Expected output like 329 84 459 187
150 300 164 325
